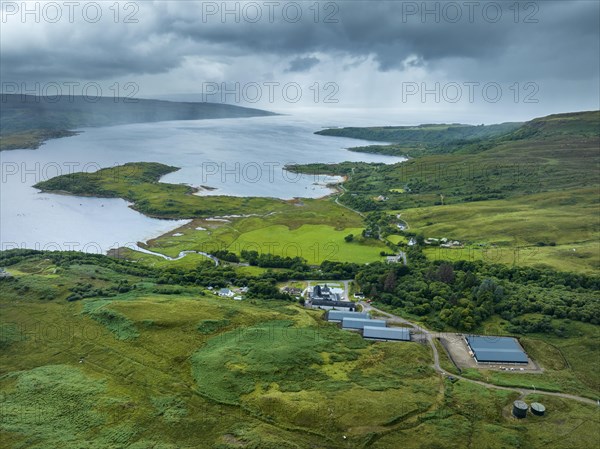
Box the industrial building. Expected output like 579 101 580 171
327 310 369 322
342 317 386 330
363 326 410 341
310 284 341 301
311 299 356 311
465 335 529 364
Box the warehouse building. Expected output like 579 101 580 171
363 326 410 341
311 299 356 311
465 335 529 364
342 317 386 330
327 310 369 322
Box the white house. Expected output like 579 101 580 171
218 288 234 297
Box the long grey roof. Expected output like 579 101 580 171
363 326 410 341
312 299 354 307
342 317 386 329
327 310 369 321
466 335 528 363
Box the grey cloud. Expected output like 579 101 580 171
285 56 320 73
0 0 598 114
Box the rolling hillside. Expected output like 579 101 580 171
291 111 600 273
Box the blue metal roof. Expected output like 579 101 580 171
363 326 410 341
342 318 386 329
327 310 369 322
466 335 528 363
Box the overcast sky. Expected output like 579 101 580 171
1 0 599 123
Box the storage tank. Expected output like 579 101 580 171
530 402 546 416
512 400 528 419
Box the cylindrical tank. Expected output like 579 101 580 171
530 402 546 416
512 400 528 418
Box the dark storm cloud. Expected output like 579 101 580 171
1 1 598 87
286 56 320 73
155 1 599 73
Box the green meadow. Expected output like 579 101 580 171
130 201 386 266
408 187 599 273
2 253 598 448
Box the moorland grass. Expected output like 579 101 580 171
1 255 598 448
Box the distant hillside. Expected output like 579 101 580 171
315 122 523 157
0 94 277 150
506 110 600 140
316 112 600 158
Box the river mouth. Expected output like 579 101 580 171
1 114 405 254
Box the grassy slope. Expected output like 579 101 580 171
0 94 276 151
292 111 600 273
1 254 598 448
316 122 523 158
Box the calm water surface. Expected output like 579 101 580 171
1 114 405 253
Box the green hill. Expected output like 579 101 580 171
291 111 600 273
316 121 523 157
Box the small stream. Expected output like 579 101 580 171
132 245 219 266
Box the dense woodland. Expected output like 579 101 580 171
355 250 599 333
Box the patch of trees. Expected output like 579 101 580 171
240 250 309 270
246 279 294 301
354 257 600 332
66 280 134 302
211 250 240 263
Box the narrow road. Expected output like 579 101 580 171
333 178 408 266
359 301 599 406
342 279 351 300
333 182 364 217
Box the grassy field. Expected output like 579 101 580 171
228 224 384 264
125 198 385 265
367 302 600 400
410 187 599 273
1 254 599 448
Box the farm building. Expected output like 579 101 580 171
311 299 356 311
342 317 386 330
363 326 410 341
327 310 369 322
465 335 528 364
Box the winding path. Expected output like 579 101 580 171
359 301 599 406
